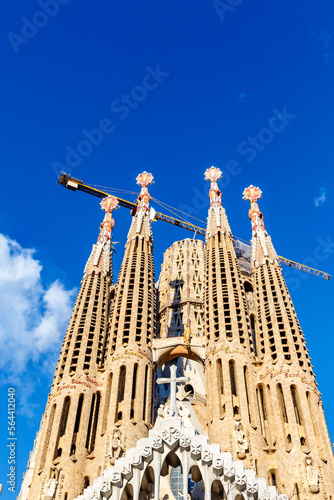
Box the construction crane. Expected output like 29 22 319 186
58 172 331 280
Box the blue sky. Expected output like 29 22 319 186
1 1 334 497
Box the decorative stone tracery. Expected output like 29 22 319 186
75 413 288 500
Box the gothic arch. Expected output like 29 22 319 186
75 416 288 500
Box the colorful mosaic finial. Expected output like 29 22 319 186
204 166 222 183
243 185 277 266
126 171 155 242
242 185 262 203
136 171 154 188
204 166 231 238
100 195 119 213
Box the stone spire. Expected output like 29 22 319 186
242 185 334 494
204 166 231 239
204 167 256 465
126 171 154 243
84 195 119 278
243 185 277 269
102 171 156 453
22 196 120 500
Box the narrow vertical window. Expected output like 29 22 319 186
229 360 237 397
54 397 70 458
71 394 83 456
216 358 225 418
256 388 264 435
244 366 252 423
217 358 224 395
277 384 288 423
39 404 56 471
257 384 271 444
59 397 71 437
295 484 300 500
132 364 138 400
131 364 138 419
290 385 302 425
118 366 126 403
89 392 100 452
86 394 95 450
250 315 258 356
229 360 239 417
259 387 267 421
142 365 148 422
86 392 101 452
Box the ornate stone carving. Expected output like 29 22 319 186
191 443 202 458
109 429 123 465
179 403 192 428
233 421 248 459
152 435 163 450
73 411 285 500
155 403 165 427
43 472 57 499
183 325 191 349
162 426 179 446
306 457 320 493
179 434 191 449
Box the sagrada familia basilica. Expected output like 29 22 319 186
19 167 334 499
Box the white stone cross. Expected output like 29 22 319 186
156 364 189 415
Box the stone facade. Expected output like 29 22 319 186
20 170 334 500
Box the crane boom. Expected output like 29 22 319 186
58 172 331 280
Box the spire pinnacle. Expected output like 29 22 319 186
204 166 223 208
127 171 154 242
84 195 119 276
243 185 277 267
204 166 231 239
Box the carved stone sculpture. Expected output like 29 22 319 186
183 326 191 349
233 421 248 459
155 403 165 427
306 457 320 494
110 431 122 465
179 403 192 427
43 472 57 499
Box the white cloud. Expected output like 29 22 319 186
314 186 328 207
0 234 76 384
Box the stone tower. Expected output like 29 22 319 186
157 238 205 340
203 167 259 469
242 185 334 496
103 171 156 451
21 172 157 500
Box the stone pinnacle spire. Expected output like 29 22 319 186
204 166 231 239
126 171 154 243
243 185 277 269
84 195 119 278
